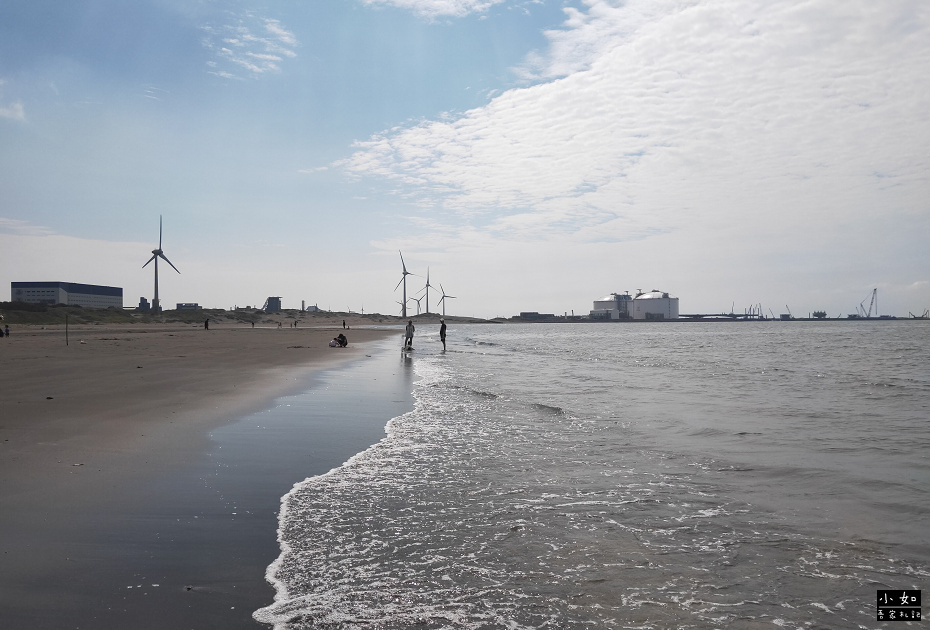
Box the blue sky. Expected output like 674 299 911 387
2 0 928 319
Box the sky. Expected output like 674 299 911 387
1 0 928 319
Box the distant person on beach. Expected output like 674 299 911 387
4 325 8 337
439 319 447 351
204 318 209 330
342 320 346 329
404 320 415 349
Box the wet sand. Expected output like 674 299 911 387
0 322 410 629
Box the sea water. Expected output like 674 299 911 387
254 321 929 629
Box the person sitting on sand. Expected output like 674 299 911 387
330 333 348 347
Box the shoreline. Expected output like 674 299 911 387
0 324 412 629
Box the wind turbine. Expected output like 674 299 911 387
420 267 437 314
394 251 414 318
142 215 180 312
411 295 423 315
437 283 456 317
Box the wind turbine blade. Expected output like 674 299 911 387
159 215 163 249
399 250 408 274
142 254 157 269
160 253 181 274
395 277 405 291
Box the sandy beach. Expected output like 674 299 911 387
0 321 409 629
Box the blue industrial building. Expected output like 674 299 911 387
11 282 123 308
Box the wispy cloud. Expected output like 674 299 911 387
0 81 25 121
143 86 170 101
515 0 683 81
201 14 298 79
360 0 504 19
0 217 55 236
339 0 930 246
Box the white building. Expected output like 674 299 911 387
590 292 634 320
632 290 679 320
11 281 123 308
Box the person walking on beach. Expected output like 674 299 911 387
404 320 415 349
439 319 447 351
204 318 209 330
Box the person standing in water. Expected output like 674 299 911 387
404 320 415 349
439 319 447 351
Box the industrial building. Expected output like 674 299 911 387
11 281 123 309
632 290 679 320
590 293 634 320
591 289 679 320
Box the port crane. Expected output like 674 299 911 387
858 289 878 318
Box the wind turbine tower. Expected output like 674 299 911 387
422 267 436 314
142 215 181 312
394 251 413 318
438 283 457 317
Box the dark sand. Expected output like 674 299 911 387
0 323 412 629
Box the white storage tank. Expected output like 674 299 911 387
591 292 633 320
632 290 679 320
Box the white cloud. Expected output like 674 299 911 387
202 14 298 78
0 101 25 121
264 18 298 48
339 0 930 250
360 0 504 19
0 80 25 121
515 0 687 81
